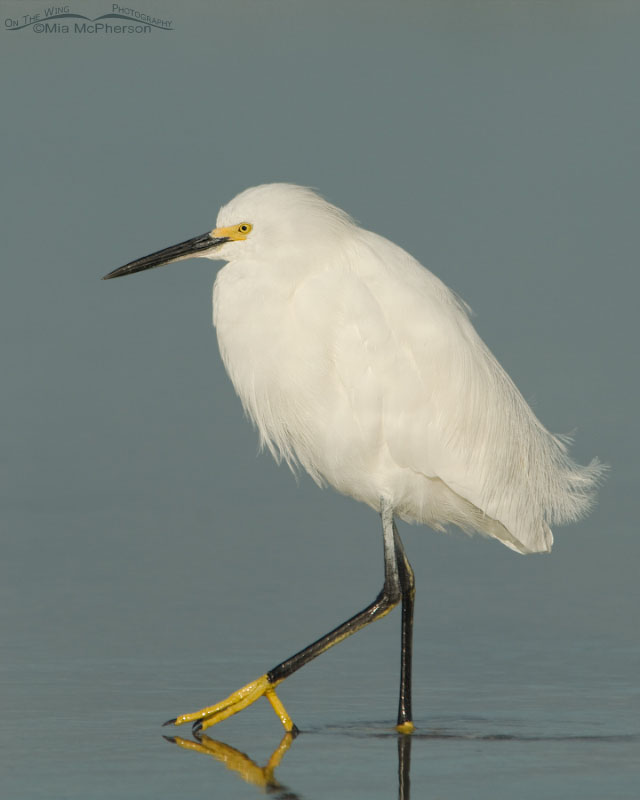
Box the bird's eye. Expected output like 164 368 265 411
238 223 252 234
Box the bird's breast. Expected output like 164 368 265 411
212 260 390 492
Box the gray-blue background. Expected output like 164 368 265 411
2 1 638 797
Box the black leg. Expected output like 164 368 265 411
393 522 415 731
267 508 402 683
171 503 414 734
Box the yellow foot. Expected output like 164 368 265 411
396 720 415 734
163 674 297 733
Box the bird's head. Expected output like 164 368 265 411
102 183 355 280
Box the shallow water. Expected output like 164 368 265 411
3 475 638 799
3 569 638 799
4 0 640 797
4 675 638 799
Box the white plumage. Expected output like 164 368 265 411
210 183 603 555
105 181 606 733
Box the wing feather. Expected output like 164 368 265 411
352 231 604 553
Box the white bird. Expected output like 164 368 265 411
104 183 604 735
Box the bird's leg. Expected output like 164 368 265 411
393 520 415 733
166 504 405 734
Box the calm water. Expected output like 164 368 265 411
3 500 639 799
3 0 640 797
3 640 638 799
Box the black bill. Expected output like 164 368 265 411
102 232 229 280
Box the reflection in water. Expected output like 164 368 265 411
164 729 414 799
166 719 639 798
398 733 411 800
164 730 300 797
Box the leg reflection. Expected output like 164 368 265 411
165 725 412 798
164 729 299 795
397 732 412 800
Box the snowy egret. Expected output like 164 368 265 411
103 183 603 734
